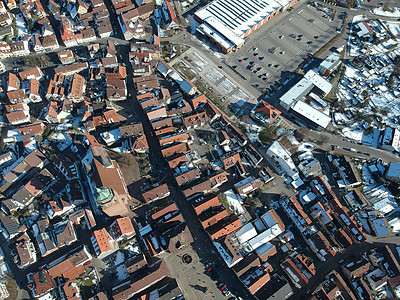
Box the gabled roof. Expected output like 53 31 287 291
56 221 77 247
29 269 55 297
48 248 90 280
142 184 170 203
8 72 20 89
19 67 43 81
254 100 281 125
92 228 114 253
113 217 135 235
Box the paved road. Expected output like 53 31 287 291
306 129 400 163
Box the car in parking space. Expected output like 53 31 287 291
253 47 258 51
268 63 273 67
279 51 285 55
258 56 264 60
279 35 284 39
239 58 244 62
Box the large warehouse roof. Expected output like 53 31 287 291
197 18 243 50
195 0 287 46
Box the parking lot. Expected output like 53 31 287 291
172 47 258 117
226 2 342 92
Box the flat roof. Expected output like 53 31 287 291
319 53 341 70
280 78 313 110
304 70 333 95
195 0 287 44
198 18 242 49
372 218 389 237
291 100 331 129
388 162 400 178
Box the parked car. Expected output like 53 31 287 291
218 283 226 291
206 267 218 280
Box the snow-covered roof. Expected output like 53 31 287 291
372 197 398 215
235 222 257 244
319 53 341 72
280 78 313 110
195 0 285 42
291 100 331 129
247 228 276 250
304 69 333 96
355 21 373 37
260 211 276 229
224 189 245 214
197 19 241 49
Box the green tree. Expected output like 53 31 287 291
387 74 395 88
360 90 369 99
258 125 276 144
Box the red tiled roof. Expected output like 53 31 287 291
115 217 135 235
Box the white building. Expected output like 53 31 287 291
318 53 341 77
280 78 313 110
266 141 298 177
291 100 331 130
303 69 333 96
195 0 297 53
235 223 257 244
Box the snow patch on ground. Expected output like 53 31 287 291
205 67 224 82
371 7 400 18
298 142 315 152
342 126 363 142
230 89 249 102
191 51 209 70
352 15 369 23
287 134 299 146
